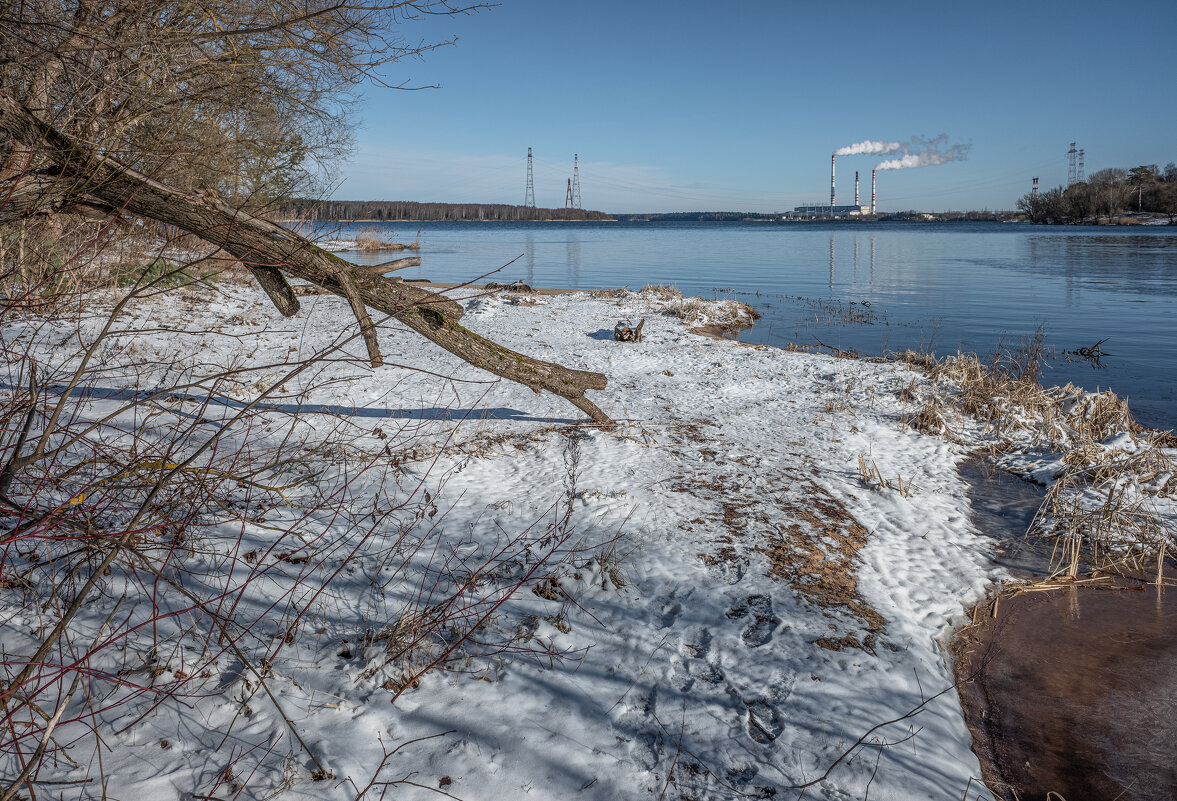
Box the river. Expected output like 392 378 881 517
320 220 1177 431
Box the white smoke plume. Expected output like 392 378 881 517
834 139 902 156
876 135 970 171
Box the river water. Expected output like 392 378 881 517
320 220 1177 431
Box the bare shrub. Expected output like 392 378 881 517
0 229 598 796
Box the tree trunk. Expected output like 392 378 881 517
0 93 611 424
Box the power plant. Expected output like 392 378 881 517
789 137 968 219
786 152 874 218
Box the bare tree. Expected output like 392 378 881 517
0 5 617 794
0 1 612 423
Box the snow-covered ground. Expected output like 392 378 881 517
11 280 1160 800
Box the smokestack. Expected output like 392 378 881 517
830 154 836 209
871 169 877 215
855 171 860 206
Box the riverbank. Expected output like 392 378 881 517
3 281 1173 799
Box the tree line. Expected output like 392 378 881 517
1017 163 1177 224
276 199 612 222
615 211 776 222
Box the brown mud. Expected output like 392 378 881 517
955 461 1177 800
687 323 753 342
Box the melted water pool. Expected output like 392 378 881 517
957 461 1177 800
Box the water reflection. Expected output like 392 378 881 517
524 230 535 286
566 231 581 287
828 234 835 291
1020 234 1177 297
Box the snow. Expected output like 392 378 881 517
2 282 1044 800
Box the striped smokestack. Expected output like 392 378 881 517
871 168 877 215
855 171 860 206
830 154 836 209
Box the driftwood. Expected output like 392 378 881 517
360 256 420 274
0 93 610 424
614 318 645 343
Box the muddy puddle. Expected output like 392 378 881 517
955 460 1177 801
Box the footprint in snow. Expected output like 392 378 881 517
727 594 780 648
654 597 681 629
610 685 664 771
678 625 711 658
629 732 663 771
724 684 785 745
694 660 725 685
743 697 785 744
724 762 758 788
670 656 724 691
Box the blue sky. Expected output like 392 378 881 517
338 0 1177 213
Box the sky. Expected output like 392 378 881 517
337 0 1177 214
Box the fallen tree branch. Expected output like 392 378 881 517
0 93 611 423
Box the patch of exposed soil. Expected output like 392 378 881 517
760 479 886 650
665 426 885 652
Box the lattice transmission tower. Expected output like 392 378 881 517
564 178 573 209
1078 149 1086 183
1067 142 1078 186
572 154 582 209
524 147 536 207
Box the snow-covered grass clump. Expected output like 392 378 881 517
914 349 1177 575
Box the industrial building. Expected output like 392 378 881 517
784 204 871 219
783 162 879 219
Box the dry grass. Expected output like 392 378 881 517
719 298 761 322
895 349 937 370
904 396 948 437
1034 459 1172 578
662 297 707 322
856 454 916 497
918 338 1173 571
640 283 682 300
353 226 418 251
588 287 631 299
